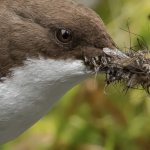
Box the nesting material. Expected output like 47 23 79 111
84 48 150 93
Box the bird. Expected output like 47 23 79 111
0 0 116 144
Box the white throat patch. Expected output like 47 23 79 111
0 58 91 144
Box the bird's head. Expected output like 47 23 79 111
0 0 116 77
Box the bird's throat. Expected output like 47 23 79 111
0 57 90 144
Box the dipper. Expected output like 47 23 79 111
0 0 116 144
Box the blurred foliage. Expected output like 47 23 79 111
1 0 150 150
96 0 150 50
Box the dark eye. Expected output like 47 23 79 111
56 28 72 44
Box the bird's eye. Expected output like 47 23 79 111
56 28 72 44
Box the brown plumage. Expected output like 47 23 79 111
0 0 116 79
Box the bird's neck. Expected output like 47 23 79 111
0 57 90 144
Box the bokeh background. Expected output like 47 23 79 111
1 0 150 149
